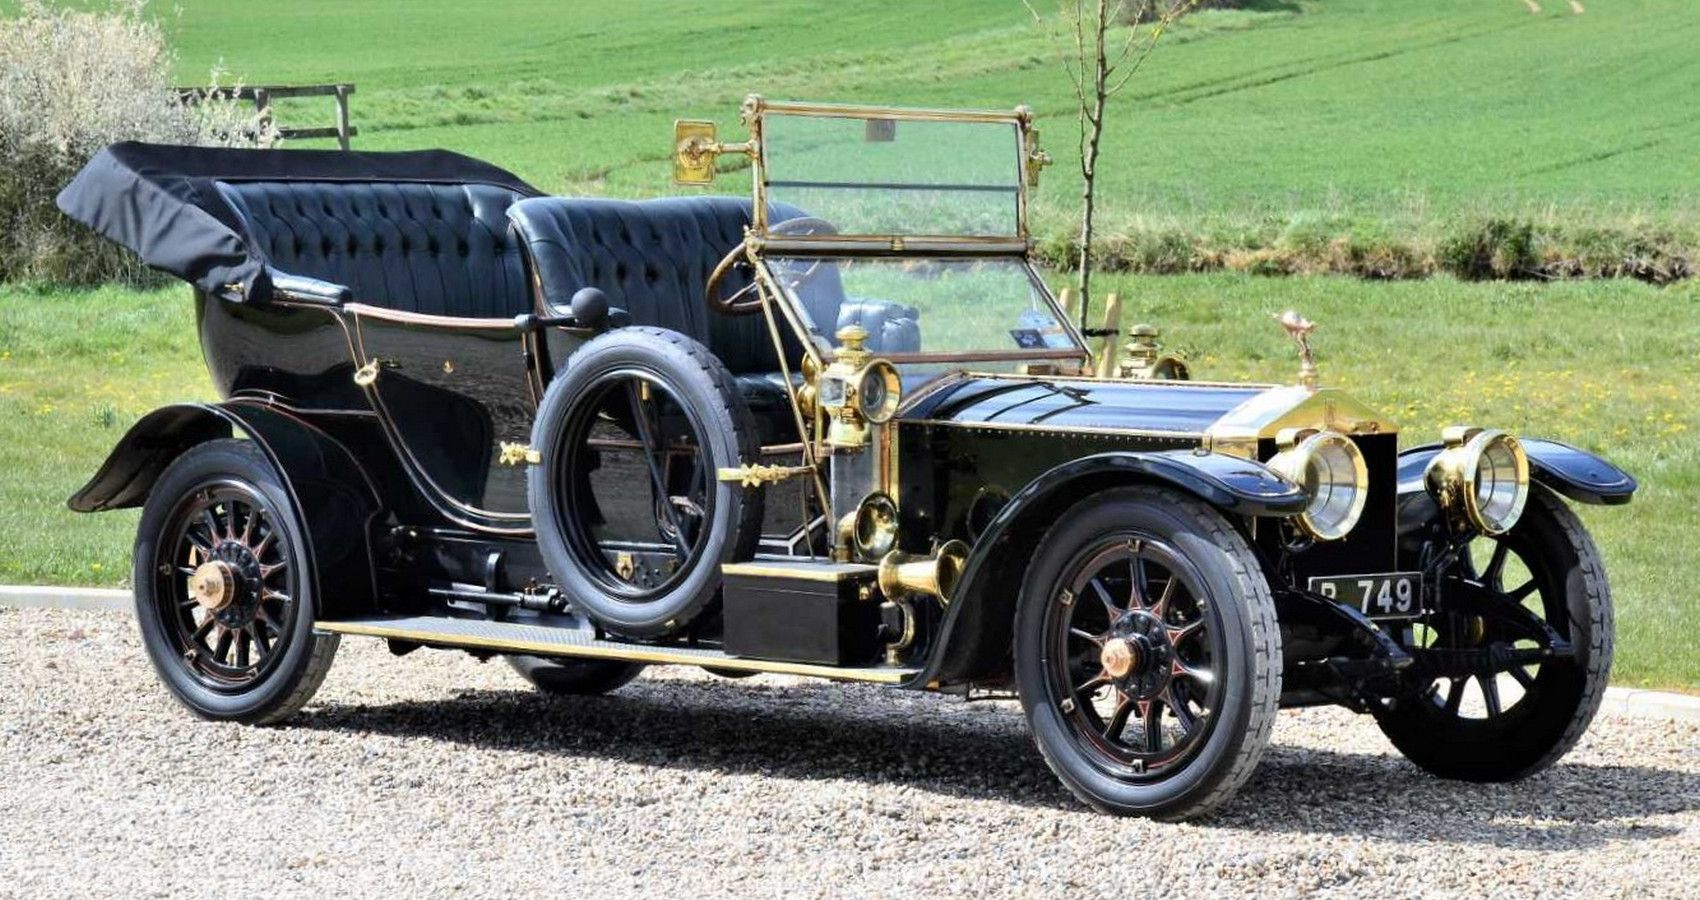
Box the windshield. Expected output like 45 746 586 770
761 112 1023 238
764 256 1084 369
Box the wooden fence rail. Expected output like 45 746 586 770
175 83 356 150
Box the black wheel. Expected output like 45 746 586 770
530 327 762 639
1014 486 1280 820
133 439 337 724
506 655 646 695
1376 486 1612 781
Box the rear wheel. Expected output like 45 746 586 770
133 440 337 724
1376 487 1612 781
1014 486 1280 820
506 656 645 696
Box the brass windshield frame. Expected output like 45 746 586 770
743 95 1037 245
733 96 1083 367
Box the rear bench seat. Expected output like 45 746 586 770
216 180 534 318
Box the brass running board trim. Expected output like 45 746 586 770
721 558 877 583
314 616 914 684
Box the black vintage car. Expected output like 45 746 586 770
58 97 1637 819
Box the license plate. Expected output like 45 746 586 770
1309 572 1425 619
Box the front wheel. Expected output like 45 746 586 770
132 439 337 724
1375 486 1612 781
1014 486 1281 820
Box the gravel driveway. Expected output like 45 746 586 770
3 606 1696 899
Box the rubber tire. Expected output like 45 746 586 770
1374 487 1613 781
529 327 762 639
132 439 338 725
506 656 646 695
1014 485 1281 820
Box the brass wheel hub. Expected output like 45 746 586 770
1106 611 1174 699
1100 638 1140 680
188 561 237 612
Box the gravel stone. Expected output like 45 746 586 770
2 607 1696 898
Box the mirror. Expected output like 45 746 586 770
673 119 719 184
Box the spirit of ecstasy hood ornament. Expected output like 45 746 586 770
1274 309 1319 389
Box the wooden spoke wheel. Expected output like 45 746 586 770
1043 537 1224 779
157 481 297 688
1014 486 1279 820
1377 486 1613 781
133 440 337 724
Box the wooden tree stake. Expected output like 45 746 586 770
1095 292 1123 378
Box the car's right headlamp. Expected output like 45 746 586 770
1426 426 1530 536
1267 429 1368 541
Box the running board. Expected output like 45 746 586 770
314 615 916 684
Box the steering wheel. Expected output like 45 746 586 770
705 244 763 316
705 215 843 317
768 216 841 290
770 216 840 239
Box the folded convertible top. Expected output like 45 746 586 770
56 141 542 299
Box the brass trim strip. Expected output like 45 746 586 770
759 99 1025 125
313 620 911 683
956 371 1279 391
760 237 1029 255
346 303 522 330
901 417 1205 441
721 560 877 583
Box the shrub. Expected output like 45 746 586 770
1437 219 1537 280
0 1 272 285
1117 0 1282 23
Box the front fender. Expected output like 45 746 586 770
70 400 383 615
1397 437 1637 507
904 450 1303 689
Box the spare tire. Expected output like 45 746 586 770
529 327 762 638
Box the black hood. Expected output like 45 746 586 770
901 375 1269 436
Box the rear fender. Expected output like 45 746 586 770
70 401 383 615
905 450 1305 689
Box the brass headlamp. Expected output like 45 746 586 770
1266 428 1369 541
1426 426 1530 536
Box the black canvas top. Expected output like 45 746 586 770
56 141 541 299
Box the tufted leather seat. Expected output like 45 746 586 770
507 196 850 376
216 180 533 317
213 182 908 443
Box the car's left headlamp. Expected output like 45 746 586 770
1426 426 1529 536
1267 429 1369 541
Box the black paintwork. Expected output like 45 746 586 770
63 145 1637 700
906 374 1264 434
1259 433 1399 583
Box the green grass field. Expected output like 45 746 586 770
158 0 1700 238
3 276 1696 688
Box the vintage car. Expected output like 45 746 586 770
57 96 1637 819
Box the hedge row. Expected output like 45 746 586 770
1032 218 1696 283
